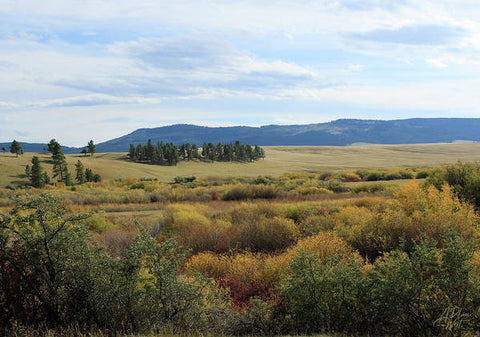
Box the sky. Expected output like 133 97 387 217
1 0 480 146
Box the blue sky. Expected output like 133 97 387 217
1 0 480 146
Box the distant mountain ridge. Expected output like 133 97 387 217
95 118 480 152
3 118 480 154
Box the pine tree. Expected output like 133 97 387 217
10 140 23 157
47 139 62 156
75 160 86 184
87 140 96 157
49 141 69 184
129 144 136 160
65 171 74 186
192 144 199 159
215 143 223 161
52 156 68 183
30 156 47 188
185 143 192 160
85 168 93 182
25 164 31 177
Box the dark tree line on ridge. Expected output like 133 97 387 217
128 140 265 165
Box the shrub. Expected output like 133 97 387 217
0 194 230 334
295 186 333 195
335 172 362 182
82 214 114 233
253 176 271 185
364 236 480 336
284 204 316 224
338 181 479 259
352 183 386 194
222 184 278 201
237 216 299 252
280 251 364 334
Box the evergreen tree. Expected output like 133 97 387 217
85 168 93 182
52 156 68 183
87 140 97 156
47 139 62 156
25 165 31 177
207 143 216 161
10 140 23 157
215 143 223 161
254 145 265 160
49 140 69 184
1 146 6 154
81 148 88 157
192 144 199 159
128 144 136 160
30 156 48 188
135 144 145 161
164 143 180 165
75 160 86 184
245 144 253 162
64 171 74 186
185 143 192 160
145 139 155 163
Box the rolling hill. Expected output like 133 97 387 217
95 118 480 152
3 118 480 153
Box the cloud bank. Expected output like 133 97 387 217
1 0 480 145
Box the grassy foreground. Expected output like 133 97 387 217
2 143 480 187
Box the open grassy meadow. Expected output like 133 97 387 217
2 143 480 187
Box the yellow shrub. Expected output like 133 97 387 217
186 252 229 279
237 216 299 252
228 252 266 285
291 232 354 262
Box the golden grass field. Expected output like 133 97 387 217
1 143 480 187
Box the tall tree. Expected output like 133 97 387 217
48 140 70 184
10 140 23 157
192 144 199 159
75 160 86 184
87 140 96 157
52 157 68 183
47 139 62 156
128 144 136 160
30 156 48 188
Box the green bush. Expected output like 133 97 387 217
0 194 231 335
426 161 480 208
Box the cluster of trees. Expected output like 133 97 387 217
128 140 265 165
80 140 97 157
74 160 101 184
24 139 101 188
